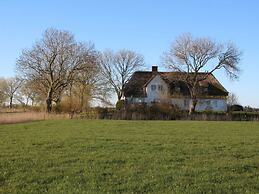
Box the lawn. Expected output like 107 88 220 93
1 120 259 193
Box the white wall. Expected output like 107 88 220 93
145 75 169 103
196 99 227 111
171 98 227 112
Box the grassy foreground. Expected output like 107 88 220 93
1 120 259 193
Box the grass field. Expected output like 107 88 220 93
1 120 259 193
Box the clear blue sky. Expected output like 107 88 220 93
0 0 258 107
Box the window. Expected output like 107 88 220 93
158 85 163 91
151 85 156 91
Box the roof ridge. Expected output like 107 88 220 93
134 71 213 74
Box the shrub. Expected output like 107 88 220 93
116 100 125 110
124 103 181 120
228 104 244 112
95 107 108 119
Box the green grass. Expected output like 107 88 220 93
1 120 259 193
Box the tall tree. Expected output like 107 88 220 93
64 63 111 112
74 64 111 107
163 33 241 114
16 28 98 112
99 49 144 101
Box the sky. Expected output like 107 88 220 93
0 0 258 107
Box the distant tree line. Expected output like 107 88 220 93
0 29 242 114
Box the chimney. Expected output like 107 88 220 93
152 65 158 72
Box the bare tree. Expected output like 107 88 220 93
64 63 111 112
0 77 23 108
163 33 241 114
75 65 112 107
16 28 98 112
0 78 8 106
227 93 239 106
99 49 145 101
20 80 40 106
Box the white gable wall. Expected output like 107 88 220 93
146 75 169 103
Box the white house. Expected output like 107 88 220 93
124 66 228 112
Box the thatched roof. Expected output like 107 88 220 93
124 71 228 98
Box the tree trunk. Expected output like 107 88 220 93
46 89 53 113
117 90 125 101
189 98 198 115
25 97 29 107
9 97 13 109
188 83 198 115
46 98 52 113
117 93 122 101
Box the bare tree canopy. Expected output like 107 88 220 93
16 28 98 112
20 80 41 107
99 49 145 101
0 78 8 105
0 77 23 108
227 93 239 106
75 65 112 106
63 64 112 113
162 33 242 113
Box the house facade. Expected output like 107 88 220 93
124 66 228 111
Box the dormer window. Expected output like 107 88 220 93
151 85 156 91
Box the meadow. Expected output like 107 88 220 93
1 120 259 193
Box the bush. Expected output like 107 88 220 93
124 103 181 120
95 107 108 119
231 111 259 121
194 110 226 115
116 100 125 110
228 104 244 112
